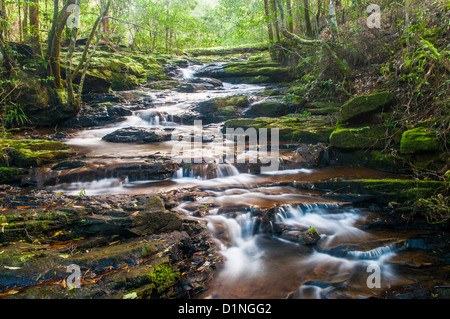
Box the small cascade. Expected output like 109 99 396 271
173 162 240 180
347 244 398 260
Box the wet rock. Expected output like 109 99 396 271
62 104 133 128
224 116 334 144
193 95 249 124
51 160 86 171
243 99 297 118
101 127 174 144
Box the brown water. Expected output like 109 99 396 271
40 64 449 299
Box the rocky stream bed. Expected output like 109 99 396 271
0 56 449 299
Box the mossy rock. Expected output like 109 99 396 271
340 92 395 123
328 149 406 172
312 178 446 204
69 51 165 92
194 95 250 124
0 167 23 184
0 139 75 168
329 125 387 150
400 127 442 154
244 100 293 118
224 116 334 144
223 60 291 82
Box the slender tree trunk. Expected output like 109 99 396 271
0 0 13 75
18 1 22 42
315 0 322 36
29 0 42 55
67 0 112 113
286 0 294 33
263 0 274 43
47 0 75 89
23 2 28 40
270 0 281 42
303 0 313 38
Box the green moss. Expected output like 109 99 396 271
400 127 442 154
0 167 22 184
0 139 74 168
329 125 387 150
70 51 165 91
150 263 180 293
313 178 446 204
224 116 334 143
340 92 395 123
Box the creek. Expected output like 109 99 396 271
41 63 448 299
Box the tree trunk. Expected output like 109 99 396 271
29 0 42 55
270 0 281 43
0 0 13 75
315 0 322 35
303 0 313 38
286 0 294 33
47 0 76 89
263 0 274 43
67 0 112 113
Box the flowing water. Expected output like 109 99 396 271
44 64 449 299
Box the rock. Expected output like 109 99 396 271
400 127 442 154
224 116 334 144
329 125 388 150
0 138 74 168
193 95 250 124
339 92 395 123
62 104 133 128
67 51 165 93
51 160 86 171
300 178 446 205
101 127 174 144
194 60 293 83
243 99 295 118
0 167 23 184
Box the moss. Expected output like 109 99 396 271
329 125 387 150
312 178 446 204
224 116 334 143
150 263 180 293
400 127 442 154
340 91 395 123
223 60 291 82
0 167 23 184
0 138 74 168
70 51 165 91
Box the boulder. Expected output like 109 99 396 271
0 139 74 168
244 99 296 118
329 125 387 150
224 116 334 144
193 95 249 124
101 127 174 144
339 92 395 123
400 127 442 154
